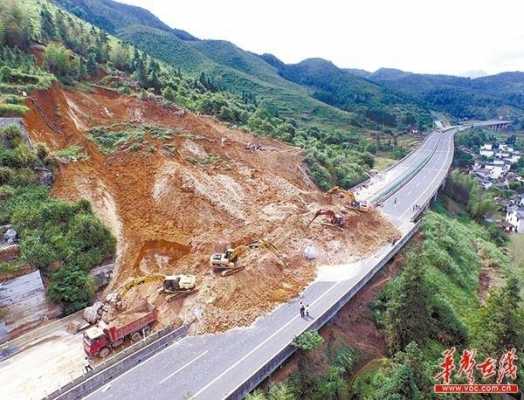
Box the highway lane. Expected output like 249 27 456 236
382 129 454 221
83 128 455 400
357 132 442 201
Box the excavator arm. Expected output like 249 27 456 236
253 240 288 268
117 274 166 298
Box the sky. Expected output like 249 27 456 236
120 0 524 76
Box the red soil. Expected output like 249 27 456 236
24 83 398 333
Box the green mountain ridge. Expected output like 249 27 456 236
53 0 524 126
369 68 524 121
53 0 432 131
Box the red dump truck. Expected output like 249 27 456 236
83 306 157 358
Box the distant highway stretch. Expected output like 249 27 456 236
77 122 501 400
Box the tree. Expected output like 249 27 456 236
110 42 130 71
0 0 33 49
245 390 267 400
268 383 296 400
293 330 324 352
384 256 432 353
48 265 95 314
44 42 78 81
162 86 176 102
473 277 524 357
374 363 422 400
394 342 432 394
39 7 56 42
313 366 347 400
86 52 97 76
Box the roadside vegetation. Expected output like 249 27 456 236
0 123 115 314
248 330 359 400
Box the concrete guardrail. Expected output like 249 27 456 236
226 221 421 400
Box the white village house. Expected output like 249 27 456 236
506 206 524 233
480 143 494 158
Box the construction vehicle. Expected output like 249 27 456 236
83 303 157 358
326 186 370 212
119 273 196 299
103 273 197 311
158 274 198 301
308 209 346 228
210 240 287 276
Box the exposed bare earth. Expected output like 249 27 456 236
24 83 398 334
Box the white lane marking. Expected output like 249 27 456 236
84 337 190 399
159 351 209 384
399 133 453 220
190 280 344 399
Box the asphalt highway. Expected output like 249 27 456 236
83 128 456 400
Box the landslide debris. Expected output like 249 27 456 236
24 83 399 333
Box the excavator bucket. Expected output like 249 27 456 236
165 287 198 302
219 265 245 277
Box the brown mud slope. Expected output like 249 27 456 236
24 83 398 334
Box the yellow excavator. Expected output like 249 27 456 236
326 186 371 212
114 273 198 303
307 209 346 228
210 239 287 276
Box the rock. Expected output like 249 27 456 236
66 320 82 334
3 229 17 245
83 301 104 324
303 245 318 260
38 169 54 186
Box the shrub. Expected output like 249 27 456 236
0 123 22 147
44 42 79 82
48 265 95 315
35 143 49 161
0 166 13 184
0 103 29 117
332 346 358 372
293 330 324 351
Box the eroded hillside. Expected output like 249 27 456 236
24 83 398 333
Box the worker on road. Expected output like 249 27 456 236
305 304 311 319
394 197 398 205
299 302 305 318
84 357 93 373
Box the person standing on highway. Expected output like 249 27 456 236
84 357 93 373
305 304 311 319
299 301 305 318
394 197 398 205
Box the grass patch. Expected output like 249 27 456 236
0 259 24 275
373 156 396 171
54 145 88 162
0 103 30 117
88 123 176 154
350 358 391 397
188 154 221 165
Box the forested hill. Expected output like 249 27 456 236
52 0 433 132
53 0 197 40
368 68 524 122
260 56 428 128
54 0 524 127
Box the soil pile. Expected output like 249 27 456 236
24 83 398 333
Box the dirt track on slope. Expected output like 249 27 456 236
24 83 398 333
